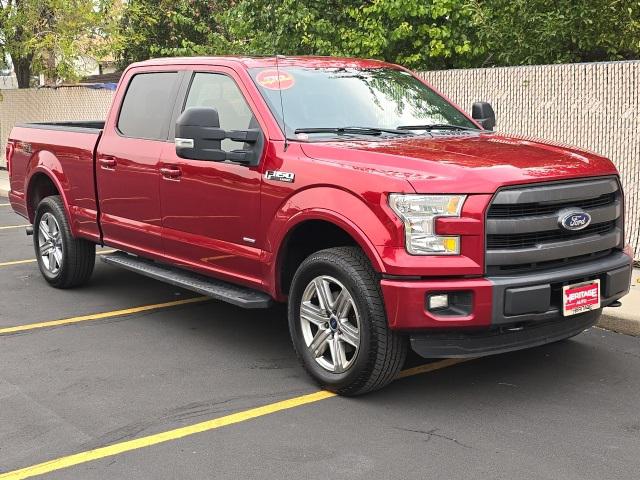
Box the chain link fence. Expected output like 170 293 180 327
0 87 113 163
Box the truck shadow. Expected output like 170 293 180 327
152 295 629 401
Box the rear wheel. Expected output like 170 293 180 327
33 195 95 288
288 247 407 395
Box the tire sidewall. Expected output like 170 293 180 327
288 253 378 391
33 198 68 285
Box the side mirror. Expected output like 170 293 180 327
175 107 262 166
472 102 496 131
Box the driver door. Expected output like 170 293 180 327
158 68 264 288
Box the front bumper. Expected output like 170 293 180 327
410 310 600 358
380 250 633 357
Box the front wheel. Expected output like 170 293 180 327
288 247 407 395
33 195 96 288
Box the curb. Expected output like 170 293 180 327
0 169 8 197
598 312 640 336
597 269 640 336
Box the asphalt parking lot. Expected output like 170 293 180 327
1 196 640 480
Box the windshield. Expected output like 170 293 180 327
249 67 477 139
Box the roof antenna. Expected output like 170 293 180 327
275 54 289 151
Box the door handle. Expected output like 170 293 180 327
160 166 182 180
99 156 117 169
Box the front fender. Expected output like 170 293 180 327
266 186 399 297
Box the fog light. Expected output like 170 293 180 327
428 294 449 311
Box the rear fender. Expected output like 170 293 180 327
25 151 73 231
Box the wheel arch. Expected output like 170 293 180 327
271 210 387 300
25 153 72 227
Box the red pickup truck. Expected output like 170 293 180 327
5 56 633 395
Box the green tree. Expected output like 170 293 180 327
116 0 480 69
222 0 480 69
114 0 639 71
0 0 114 88
472 0 640 66
341 0 480 69
220 0 357 56
115 0 231 67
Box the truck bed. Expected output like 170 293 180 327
7 123 103 241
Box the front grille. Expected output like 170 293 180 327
487 192 616 218
487 221 616 249
485 177 623 274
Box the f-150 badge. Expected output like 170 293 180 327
265 170 295 183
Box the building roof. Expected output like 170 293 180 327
80 71 123 84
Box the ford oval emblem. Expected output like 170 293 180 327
558 209 591 231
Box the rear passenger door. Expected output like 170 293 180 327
97 70 182 256
158 68 265 287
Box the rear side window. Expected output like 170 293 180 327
117 72 178 140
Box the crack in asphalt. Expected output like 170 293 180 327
394 426 472 449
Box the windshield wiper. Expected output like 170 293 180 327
294 126 411 136
397 124 481 132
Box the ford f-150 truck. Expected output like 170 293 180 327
5 56 633 395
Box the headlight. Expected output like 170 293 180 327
388 194 466 255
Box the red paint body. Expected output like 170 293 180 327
6 56 622 330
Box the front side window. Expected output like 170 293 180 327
184 73 257 151
117 72 179 140
249 67 477 139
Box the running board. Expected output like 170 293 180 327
100 251 272 309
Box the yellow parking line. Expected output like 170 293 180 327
0 258 36 267
0 250 117 268
397 358 469 378
0 203 10 207
0 358 473 479
0 391 336 480
0 296 208 335
0 224 30 230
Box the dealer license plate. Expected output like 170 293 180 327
562 279 601 316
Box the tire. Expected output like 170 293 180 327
33 195 95 288
288 246 407 395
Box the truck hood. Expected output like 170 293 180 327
299 133 617 194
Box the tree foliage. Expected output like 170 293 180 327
115 0 231 67
220 0 480 69
342 0 480 69
0 0 115 87
472 0 640 66
2 0 636 89
112 0 640 71
220 0 354 56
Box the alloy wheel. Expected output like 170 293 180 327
38 212 63 274
299 275 361 373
